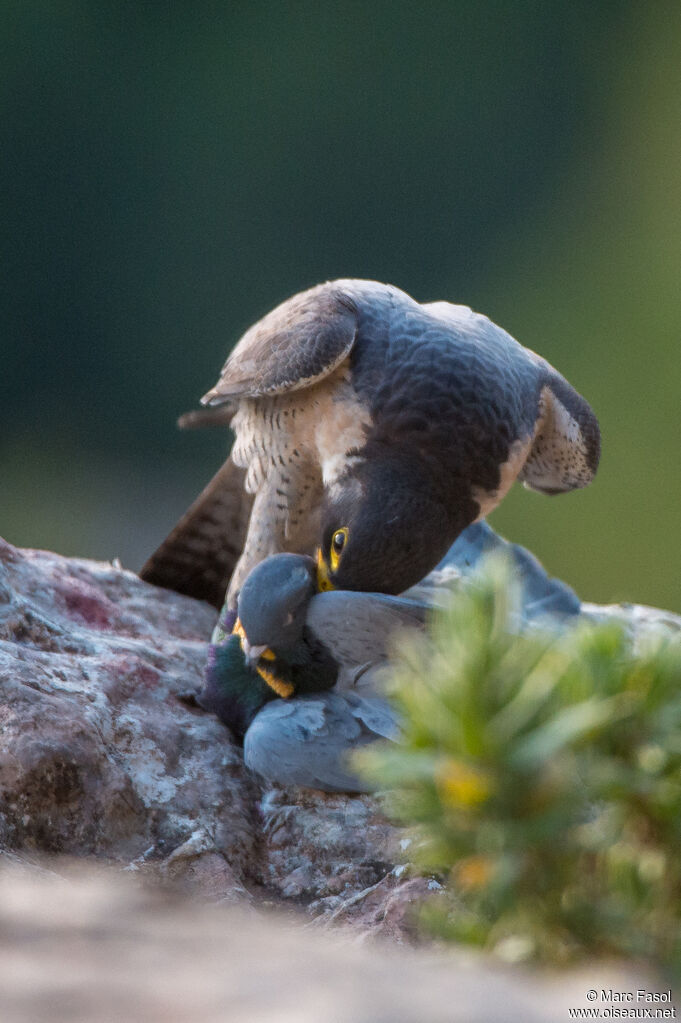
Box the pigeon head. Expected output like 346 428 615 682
236 553 317 663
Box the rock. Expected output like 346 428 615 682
259 786 395 904
310 872 440 943
0 863 672 1023
0 538 258 901
582 599 681 638
0 536 410 929
2 532 681 952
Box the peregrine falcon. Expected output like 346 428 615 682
141 280 600 607
200 523 584 792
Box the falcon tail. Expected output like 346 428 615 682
139 457 252 608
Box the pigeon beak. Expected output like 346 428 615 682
316 548 335 592
232 618 276 666
243 641 269 667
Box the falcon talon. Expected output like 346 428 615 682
350 662 375 687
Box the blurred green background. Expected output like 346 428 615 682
2 2 679 611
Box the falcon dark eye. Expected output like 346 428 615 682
329 527 349 570
332 530 346 553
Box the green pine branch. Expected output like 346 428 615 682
356 556 681 975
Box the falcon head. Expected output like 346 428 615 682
316 455 465 595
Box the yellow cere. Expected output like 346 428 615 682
316 548 335 592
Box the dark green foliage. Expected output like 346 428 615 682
3 5 681 612
357 557 681 974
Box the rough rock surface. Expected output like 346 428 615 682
257 785 434 938
2 534 681 946
0 537 419 929
0 537 261 896
4 864 670 1023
